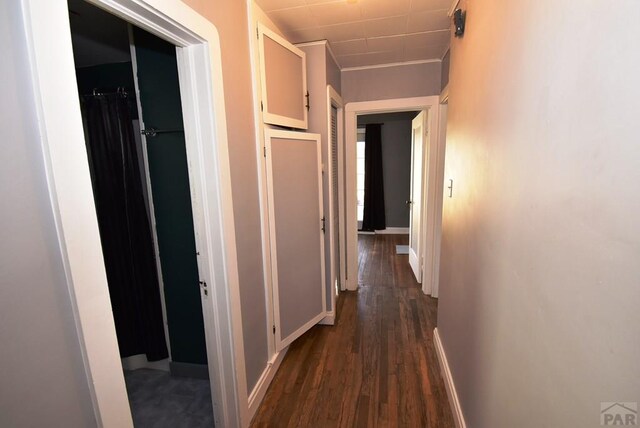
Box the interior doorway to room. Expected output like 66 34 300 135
355 110 423 285
345 96 444 295
68 1 212 424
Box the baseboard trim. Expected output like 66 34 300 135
319 311 335 325
169 362 209 380
434 328 466 428
376 227 409 234
248 347 288 420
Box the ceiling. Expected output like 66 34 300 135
68 0 131 68
255 0 453 68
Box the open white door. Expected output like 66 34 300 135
409 111 426 282
265 129 326 351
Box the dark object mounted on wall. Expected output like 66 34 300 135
454 8 466 37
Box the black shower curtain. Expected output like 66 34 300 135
82 93 168 361
362 123 386 231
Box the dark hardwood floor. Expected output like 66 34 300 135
251 234 454 428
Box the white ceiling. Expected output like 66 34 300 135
255 0 453 68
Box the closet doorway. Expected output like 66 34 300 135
68 1 210 425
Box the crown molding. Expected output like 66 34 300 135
341 58 441 72
325 43 340 70
448 0 461 17
294 39 327 47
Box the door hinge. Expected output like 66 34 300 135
260 100 264 112
305 91 310 111
257 27 259 39
263 146 267 157
199 280 208 296
272 325 276 334
321 216 326 233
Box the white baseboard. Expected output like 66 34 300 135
319 311 335 325
433 328 466 428
248 347 288 420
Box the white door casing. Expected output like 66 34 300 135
264 129 326 351
327 85 345 299
409 111 427 283
344 96 441 293
21 0 248 426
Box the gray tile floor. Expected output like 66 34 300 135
124 369 214 427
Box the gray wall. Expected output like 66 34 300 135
183 0 269 393
0 2 96 426
298 42 336 313
438 0 640 426
326 47 341 94
358 112 417 228
341 61 441 103
440 49 450 90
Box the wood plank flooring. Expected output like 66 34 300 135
251 234 454 428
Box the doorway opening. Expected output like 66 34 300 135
355 111 423 287
344 96 444 295
68 0 212 424
27 0 246 424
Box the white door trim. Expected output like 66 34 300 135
327 85 345 305
344 96 441 295
245 0 277 362
20 0 248 426
430 100 448 298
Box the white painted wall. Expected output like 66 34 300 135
437 0 640 427
0 2 96 425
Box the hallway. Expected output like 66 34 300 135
251 234 454 427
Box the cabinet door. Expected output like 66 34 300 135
258 23 308 129
264 129 325 350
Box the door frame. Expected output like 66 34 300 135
344 96 442 295
430 86 449 298
21 0 248 426
326 85 345 312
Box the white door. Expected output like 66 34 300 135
409 111 427 282
330 105 341 292
264 129 326 351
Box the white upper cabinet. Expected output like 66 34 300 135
258 23 308 130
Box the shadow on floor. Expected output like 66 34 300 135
124 368 213 427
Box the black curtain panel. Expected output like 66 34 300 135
82 93 168 361
362 123 386 231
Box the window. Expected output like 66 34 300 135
356 128 366 222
